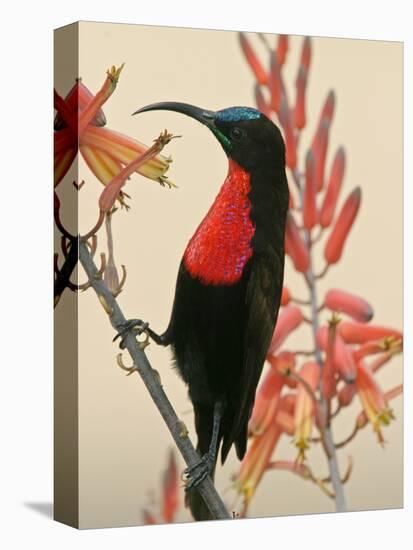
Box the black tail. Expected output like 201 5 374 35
185 403 219 521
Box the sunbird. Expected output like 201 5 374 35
115 102 289 521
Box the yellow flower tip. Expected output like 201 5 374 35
106 63 125 83
294 438 310 463
378 408 395 426
241 485 254 505
328 311 342 327
159 176 178 189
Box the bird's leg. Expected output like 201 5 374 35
113 319 170 349
184 401 223 491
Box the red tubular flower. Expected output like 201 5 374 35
234 422 282 508
279 97 297 169
338 382 357 407
355 385 402 435
254 84 271 118
302 150 317 229
319 147 346 227
317 326 357 382
277 35 289 66
353 337 401 361
78 64 124 136
268 306 303 354
54 78 106 130
275 394 296 435
309 90 334 191
162 450 179 523
355 362 394 444
338 321 402 345
269 52 283 113
293 66 308 130
54 67 172 190
312 119 330 191
239 33 268 85
300 36 312 71
294 362 320 461
324 288 373 323
268 351 297 388
285 212 310 272
318 90 336 125
54 144 77 187
324 187 361 265
281 286 291 306
249 367 284 436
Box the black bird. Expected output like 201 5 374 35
115 102 289 521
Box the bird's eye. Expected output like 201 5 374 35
230 127 245 141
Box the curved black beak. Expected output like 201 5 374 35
133 102 216 129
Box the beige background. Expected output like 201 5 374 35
61 22 402 527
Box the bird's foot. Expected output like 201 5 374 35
113 319 149 349
183 452 215 491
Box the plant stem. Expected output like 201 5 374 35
304 238 347 512
293 169 347 512
78 241 231 521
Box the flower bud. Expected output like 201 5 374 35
319 147 346 227
268 307 303 354
239 33 268 85
338 321 402 345
303 150 317 229
324 288 373 323
324 187 361 264
285 213 310 272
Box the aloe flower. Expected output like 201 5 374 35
277 35 289 66
239 33 268 85
294 362 320 461
317 325 357 382
235 422 282 509
338 321 402 344
285 212 310 272
281 286 291 306
254 83 271 118
324 288 373 323
302 150 317 229
268 306 303 354
319 147 346 227
249 366 284 436
324 187 362 264
162 450 179 523
235 396 293 509
54 65 173 193
355 362 394 444
269 51 283 113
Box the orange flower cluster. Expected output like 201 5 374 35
233 32 403 515
54 65 173 201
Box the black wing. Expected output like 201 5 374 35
221 246 284 462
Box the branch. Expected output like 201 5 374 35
54 238 78 307
78 241 231 521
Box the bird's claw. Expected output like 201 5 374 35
113 319 149 349
183 452 214 491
